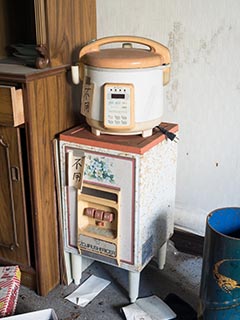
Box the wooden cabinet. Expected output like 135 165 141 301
0 0 96 295
0 126 30 266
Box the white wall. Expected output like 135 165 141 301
96 0 240 235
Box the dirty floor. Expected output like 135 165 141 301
15 243 202 319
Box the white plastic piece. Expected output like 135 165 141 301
142 128 153 138
71 65 80 85
91 127 101 136
71 253 82 285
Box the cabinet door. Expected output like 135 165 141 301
0 126 30 265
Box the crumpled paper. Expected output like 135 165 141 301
65 275 111 307
122 295 176 320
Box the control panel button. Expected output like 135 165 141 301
103 212 114 222
104 83 134 129
84 207 95 217
94 210 104 220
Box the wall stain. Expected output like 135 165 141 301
195 23 227 64
167 21 185 112
168 21 184 74
166 79 179 112
166 20 234 111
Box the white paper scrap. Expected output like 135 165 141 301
65 275 111 307
122 295 176 320
122 303 152 320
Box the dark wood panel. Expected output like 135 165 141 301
45 0 97 66
0 0 96 66
0 0 9 58
0 0 36 58
24 70 79 295
6 1 36 45
0 126 30 265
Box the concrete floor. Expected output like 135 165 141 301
15 243 202 319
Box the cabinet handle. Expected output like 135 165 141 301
11 166 20 182
0 136 19 250
0 242 15 251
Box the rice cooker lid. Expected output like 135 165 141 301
80 47 166 69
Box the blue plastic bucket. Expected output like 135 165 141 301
199 207 240 319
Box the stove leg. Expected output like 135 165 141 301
129 271 140 303
158 241 167 270
71 253 82 285
64 251 73 285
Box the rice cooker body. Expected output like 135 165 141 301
82 65 164 134
78 36 170 136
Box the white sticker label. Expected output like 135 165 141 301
79 234 117 257
81 82 94 117
67 150 85 190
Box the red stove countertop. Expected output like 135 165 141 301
59 122 178 155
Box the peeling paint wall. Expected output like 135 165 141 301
96 0 240 235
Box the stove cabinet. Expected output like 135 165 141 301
59 123 178 302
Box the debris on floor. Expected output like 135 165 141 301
13 247 202 320
65 275 111 307
122 295 176 320
3 308 58 319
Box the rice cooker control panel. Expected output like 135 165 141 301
104 83 134 130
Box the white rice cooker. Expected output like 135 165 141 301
71 36 171 137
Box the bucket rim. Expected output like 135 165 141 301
207 207 240 240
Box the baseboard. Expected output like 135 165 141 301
171 228 204 256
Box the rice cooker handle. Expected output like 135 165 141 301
79 36 170 64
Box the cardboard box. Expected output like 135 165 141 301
3 308 58 319
0 266 21 317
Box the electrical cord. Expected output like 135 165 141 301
155 125 179 143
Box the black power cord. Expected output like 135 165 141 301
156 125 179 143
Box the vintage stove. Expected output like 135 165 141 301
59 123 178 302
